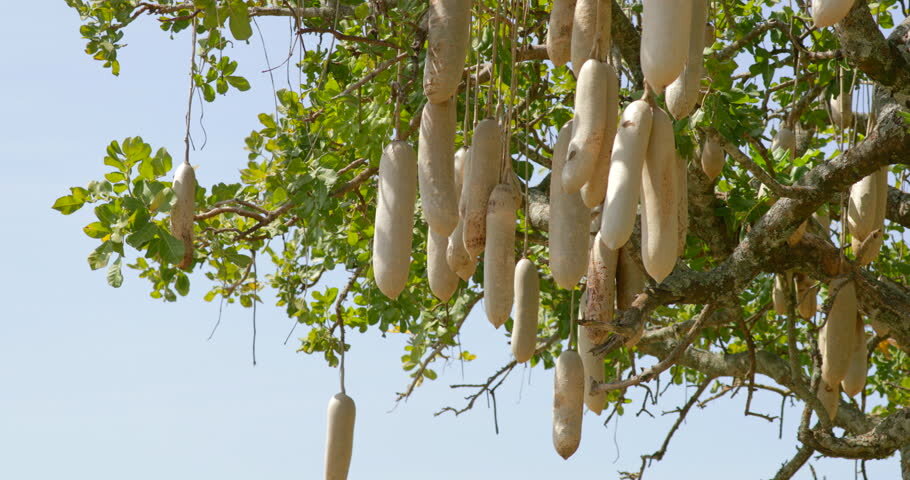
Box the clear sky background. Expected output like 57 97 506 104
0 4 900 479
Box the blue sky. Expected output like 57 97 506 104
0 4 899 479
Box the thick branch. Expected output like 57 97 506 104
834 1 910 104
887 186 910 228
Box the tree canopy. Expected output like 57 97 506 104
58 0 910 477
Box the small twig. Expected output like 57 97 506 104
594 304 718 393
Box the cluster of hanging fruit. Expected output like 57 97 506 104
162 0 880 474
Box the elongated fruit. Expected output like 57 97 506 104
423 0 472 103
428 228 459 301
585 232 618 344
580 64 620 208
841 316 867 397
171 162 196 270
447 147 477 280
550 121 591 288
641 0 693 92
676 153 689 256
324 392 356 480
830 91 853 129
772 126 797 160
816 379 839 422
546 0 576 66
666 0 707 120
577 325 606 414
700 138 724 181
512 258 540 362
812 0 855 28
847 170 880 243
640 108 679 282
484 183 518 328
563 60 610 193
418 99 459 235
462 119 502 257
616 245 645 311
820 278 857 386
795 273 818 320
552 349 584 459
600 100 653 249
571 0 612 76
373 141 418 299
772 272 791 315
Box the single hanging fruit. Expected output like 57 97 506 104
423 0 472 103
462 119 502 258
546 0 576 66
666 0 707 120
324 392 356 480
170 162 197 270
512 258 540 362
373 142 418 299
484 183 518 328
447 147 477 280
550 121 591 288
580 64 620 209
552 349 584 459
640 108 679 282
600 100 653 249
418 98 459 235
640 0 693 92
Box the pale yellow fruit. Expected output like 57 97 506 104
829 90 854 129
616 245 645 311
563 60 610 193
640 108 679 282
600 100 653 249
700 138 724 181
676 153 689 256
418 98 459 235
571 0 612 76
585 232 618 344
462 119 502 258
427 228 459 301
550 121 591 288
666 0 707 120
841 316 867 397
373 141 418 299
546 0 576 66
512 258 540 362
577 325 606 414
820 278 858 386
795 274 818 320
552 349 584 459
447 147 477 280
324 392 356 480
816 379 839 422
772 272 792 315
423 0 472 103
170 162 197 270
484 183 518 328
580 64 620 209
771 127 796 160
641 0 693 92
812 0 855 28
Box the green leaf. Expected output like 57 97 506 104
157 227 186 265
52 187 89 215
227 0 252 40
226 75 250 91
83 221 111 239
107 256 123 288
175 273 190 296
88 242 114 270
127 222 158 249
